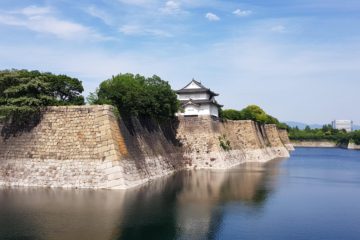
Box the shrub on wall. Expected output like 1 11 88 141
219 134 231 151
0 69 85 129
221 105 288 129
88 73 179 121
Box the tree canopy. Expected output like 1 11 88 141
288 124 360 145
0 69 84 125
221 105 288 129
88 73 179 120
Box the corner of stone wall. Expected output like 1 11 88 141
278 128 295 151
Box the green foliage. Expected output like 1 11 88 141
288 124 360 145
219 134 231 151
0 69 85 126
350 131 360 145
221 105 288 129
89 73 179 120
86 88 100 105
221 109 243 120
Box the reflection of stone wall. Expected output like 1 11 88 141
0 106 292 189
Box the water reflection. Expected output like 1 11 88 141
0 159 284 240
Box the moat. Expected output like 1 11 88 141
1 148 360 240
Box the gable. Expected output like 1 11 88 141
184 81 202 89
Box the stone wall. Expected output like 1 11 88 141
348 142 360 150
0 106 184 189
278 129 295 151
176 117 290 169
291 140 360 150
0 105 292 189
291 140 338 148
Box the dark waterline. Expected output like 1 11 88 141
1 148 360 240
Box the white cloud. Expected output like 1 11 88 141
205 12 220 21
271 25 286 33
117 0 156 7
233 9 252 17
119 24 172 37
159 1 183 15
0 5 108 41
85 6 112 25
20 5 51 16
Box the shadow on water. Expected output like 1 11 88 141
0 160 285 240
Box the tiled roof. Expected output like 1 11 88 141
180 99 223 107
176 79 219 96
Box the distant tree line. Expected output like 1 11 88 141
220 105 288 129
288 124 360 145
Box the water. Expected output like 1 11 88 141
1 148 360 240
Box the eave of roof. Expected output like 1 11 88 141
176 79 219 96
175 88 219 96
180 99 223 108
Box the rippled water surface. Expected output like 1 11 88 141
1 148 360 240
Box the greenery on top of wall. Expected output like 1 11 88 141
87 73 179 121
0 69 85 129
288 125 360 145
220 105 288 129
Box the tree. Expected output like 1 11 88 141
90 73 179 120
0 69 84 127
220 105 287 129
221 109 243 120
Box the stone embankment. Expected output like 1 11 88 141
291 141 338 148
348 142 360 150
0 105 292 189
291 140 360 150
177 117 291 169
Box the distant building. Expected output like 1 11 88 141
332 120 353 132
176 79 223 117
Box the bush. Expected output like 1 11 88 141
0 69 84 126
89 73 179 121
219 134 231 151
221 105 288 129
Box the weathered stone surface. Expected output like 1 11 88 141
0 105 292 189
292 140 360 150
348 142 360 150
177 117 290 169
291 140 338 148
278 129 295 151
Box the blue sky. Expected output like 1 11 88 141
0 0 359 124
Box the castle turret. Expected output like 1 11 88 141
176 79 222 117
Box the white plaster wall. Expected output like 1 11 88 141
178 93 209 100
179 104 217 116
210 105 219 117
183 105 200 115
198 104 211 116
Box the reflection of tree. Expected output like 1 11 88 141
0 160 284 240
115 160 284 240
116 173 186 240
173 160 283 240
